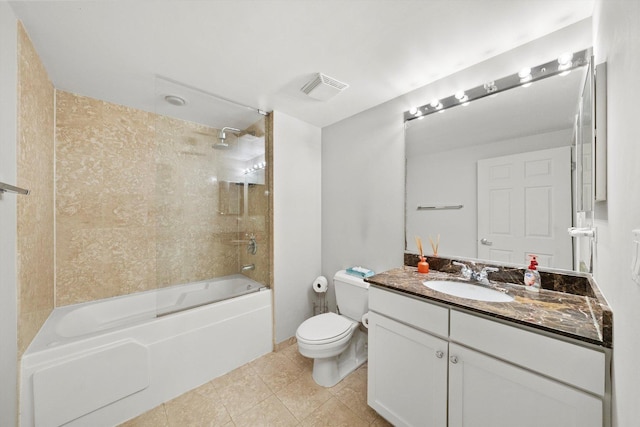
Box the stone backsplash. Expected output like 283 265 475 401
404 252 594 296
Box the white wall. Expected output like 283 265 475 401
321 107 405 309
592 1 640 426
0 2 18 426
321 19 591 309
406 129 573 259
273 111 322 343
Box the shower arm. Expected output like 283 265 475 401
219 127 241 139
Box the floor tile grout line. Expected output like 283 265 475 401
273 378 334 424
272 392 303 424
120 341 383 426
226 383 275 424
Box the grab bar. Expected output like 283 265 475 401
417 204 463 210
0 181 30 195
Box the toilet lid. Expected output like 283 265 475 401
297 312 355 343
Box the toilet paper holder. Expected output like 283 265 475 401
313 276 328 293
567 227 597 242
313 294 328 316
313 276 329 315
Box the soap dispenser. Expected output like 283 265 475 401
524 255 541 292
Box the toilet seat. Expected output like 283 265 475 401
296 312 357 345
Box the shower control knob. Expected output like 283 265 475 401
450 356 459 364
435 351 444 359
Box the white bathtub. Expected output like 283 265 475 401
20 275 273 427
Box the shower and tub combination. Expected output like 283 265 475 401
21 276 271 427
20 81 272 427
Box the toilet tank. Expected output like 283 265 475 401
334 270 370 321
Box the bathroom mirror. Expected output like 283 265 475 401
576 60 594 213
405 57 593 271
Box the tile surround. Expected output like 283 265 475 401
55 91 270 306
17 21 55 356
120 341 390 427
16 18 271 356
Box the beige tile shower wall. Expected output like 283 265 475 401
17 22 55 356
239 118 270 286
153 115 241 287
56 92 261 306
239 183 271 285
55 91 157 305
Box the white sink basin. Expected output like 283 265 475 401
423 280 514 303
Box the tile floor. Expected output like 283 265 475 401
120 340 392 426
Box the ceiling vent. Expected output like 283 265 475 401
301 73 349 101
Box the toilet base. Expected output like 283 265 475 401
311 328 368 387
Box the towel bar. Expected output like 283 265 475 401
417 204 463 210
0 182 30 195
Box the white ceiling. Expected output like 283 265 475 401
10 0 594 129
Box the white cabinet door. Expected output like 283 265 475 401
448 343 603 427
367 312 448 427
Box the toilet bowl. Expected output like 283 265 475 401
296 271 369 387
297 312 358 358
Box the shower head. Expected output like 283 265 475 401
214 127 241 149
212 141 229 149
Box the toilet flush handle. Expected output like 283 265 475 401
361 313 369 329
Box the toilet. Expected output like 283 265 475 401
296 270 369 387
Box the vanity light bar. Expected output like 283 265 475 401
404 48 592 122
244 161 267 175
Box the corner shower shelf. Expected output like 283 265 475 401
0 181 30 195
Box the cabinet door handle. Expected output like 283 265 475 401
449 356 459 364
435 350 444 359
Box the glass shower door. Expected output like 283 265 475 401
152 77 270 316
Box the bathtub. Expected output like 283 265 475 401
20 275 273 427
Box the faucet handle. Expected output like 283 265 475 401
477 266 499 284
453 261 472 279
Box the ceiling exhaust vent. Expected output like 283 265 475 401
301 73 349 101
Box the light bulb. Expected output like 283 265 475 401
518 67 532 83
558 52 573 70
455 91 467 102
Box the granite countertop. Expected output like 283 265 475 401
366 265 612 348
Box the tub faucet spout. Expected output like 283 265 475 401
241 264 255 272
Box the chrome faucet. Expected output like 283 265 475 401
247 233 257 255
241 264 255 272
452 261 498 285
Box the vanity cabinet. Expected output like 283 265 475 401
448 343 602 427
368 286 608 427
367 311 448 426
